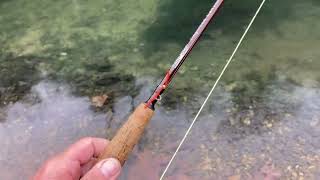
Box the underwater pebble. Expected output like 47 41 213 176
183 96 187 102
60 52 67 56
242 117 251 126
228 174 241 180
133 48 139 52
225 82 237 92
91 94 108 107
292 171 298 177
266 122 273 128
190 66 199 71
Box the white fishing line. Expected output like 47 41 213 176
160 0 267 179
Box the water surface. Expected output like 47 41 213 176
0 0 320 179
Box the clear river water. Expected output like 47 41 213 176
0 0 320 179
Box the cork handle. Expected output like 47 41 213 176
98 103 154 165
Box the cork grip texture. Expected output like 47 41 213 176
98 103 154 165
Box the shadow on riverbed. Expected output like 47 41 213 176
0 53 138 111
0 55 40 107
141 0 319 54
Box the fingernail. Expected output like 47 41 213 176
99 158 121 177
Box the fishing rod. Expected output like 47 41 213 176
98 0 224 165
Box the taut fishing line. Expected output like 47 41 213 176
160 0 267 179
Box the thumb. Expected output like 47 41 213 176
81 158 121 180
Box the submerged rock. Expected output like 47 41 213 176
91 94 108 107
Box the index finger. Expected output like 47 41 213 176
63 137 109 165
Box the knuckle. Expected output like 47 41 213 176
79 137 94 144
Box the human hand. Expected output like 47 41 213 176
33 137 121 180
